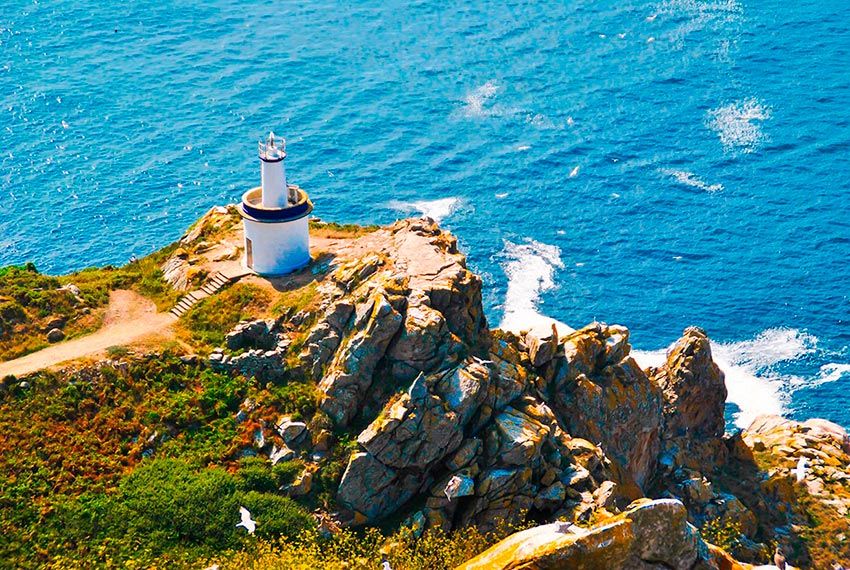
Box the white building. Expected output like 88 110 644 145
237 133 313 275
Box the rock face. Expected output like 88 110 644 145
299 219 486 428
189 216 849 568
724 415 850 567
651 327 728 474
458 499 747 570
543 323 664 493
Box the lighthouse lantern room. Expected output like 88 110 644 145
238 133 313 275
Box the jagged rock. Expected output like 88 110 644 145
318 289 405 426
46 328 65 343
275 416 307 444
304 218 486 427
524 323 559 368
458 498 745 570
650 327 728 474
547 323 664 493
337 370 472 521
269 444 295 465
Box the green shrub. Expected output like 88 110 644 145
117 458 240 547
239 490 316 540
272 459 305 489
237 457 279 493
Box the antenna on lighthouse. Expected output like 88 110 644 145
259 131 287 208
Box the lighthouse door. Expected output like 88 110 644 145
245 238 254 268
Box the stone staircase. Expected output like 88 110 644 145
169 271 243 318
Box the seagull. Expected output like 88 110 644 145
236 506 257 534
444 475 463 501
381 559 393 570
569 165 580 178
791 457 808 482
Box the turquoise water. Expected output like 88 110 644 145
2 1 849 427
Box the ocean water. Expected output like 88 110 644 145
2 0 849 428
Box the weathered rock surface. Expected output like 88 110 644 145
651 327 729 474
301 219 485 427
185 216 850 568
458 498 748 570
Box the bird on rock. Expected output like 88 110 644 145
444 475 463 501
773 544 786 570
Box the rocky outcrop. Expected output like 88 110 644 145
299 219 486 427
539 323 664 493
209 319 289 381
651 327 728 474
723 415 850 567
458 498 748 570
173 215 849 568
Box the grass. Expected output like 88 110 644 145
0 246 179 362
181 283 271 349
271 282 320 318
309 220 379 239
204 519 527 570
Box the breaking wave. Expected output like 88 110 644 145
706 98 771 153
498 239 572 336
387 197 462 223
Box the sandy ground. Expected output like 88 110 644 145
0 290 176 378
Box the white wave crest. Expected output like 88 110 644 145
659 168 723 192
706 98 771 153
460 81 509 118
387 197 461 223
809 363 850 388
656 0 743 46
498 239 573 336
633 328 818 429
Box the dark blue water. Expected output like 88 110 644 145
2 0 848 427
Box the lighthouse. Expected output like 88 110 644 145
238 133 313 275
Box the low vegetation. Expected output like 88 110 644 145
180 283 272 349
0 246 178 361
205 522 525 570
0 348 510 569
309 219 379 239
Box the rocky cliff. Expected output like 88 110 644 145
198 217 850 568
7 215 847 568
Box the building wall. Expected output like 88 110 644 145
243 216 310 275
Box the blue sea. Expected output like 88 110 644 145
2 0 849 428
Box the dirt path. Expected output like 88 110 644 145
0 290 176 378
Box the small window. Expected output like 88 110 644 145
246 237 253 268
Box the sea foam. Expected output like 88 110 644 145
659 168 723 192
387 197 462 224
498 239 573 337
459 81 511 119
706 98 771 153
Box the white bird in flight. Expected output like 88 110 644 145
569 165 580 178
236 506 257 534
792 457 808 482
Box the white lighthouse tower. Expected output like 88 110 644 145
238 133 313 275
